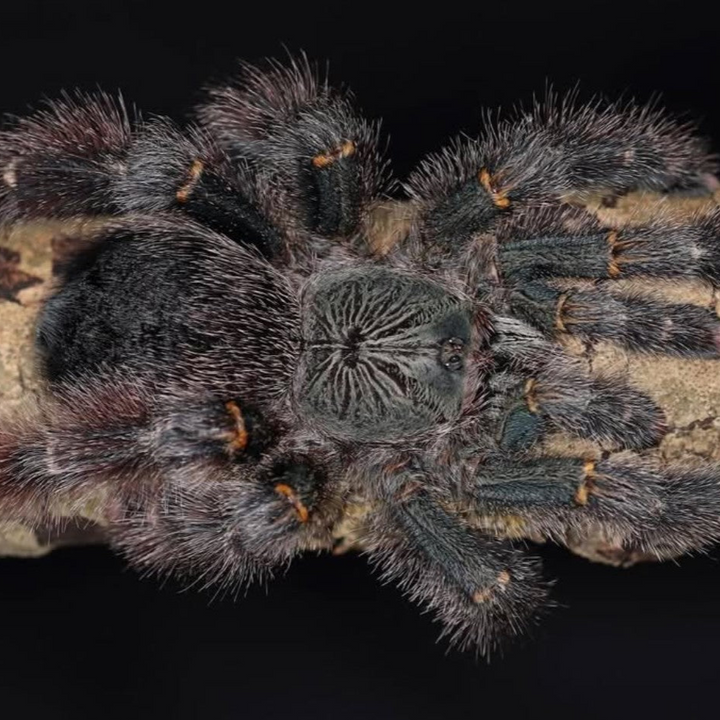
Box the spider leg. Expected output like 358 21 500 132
507 281 720 357
488 316 665 451
465 455 720 559
0 97 285 259
128 392 342 581
0 374 340 583
113 119 284 258
361 472 548 656
0 374 154 523
196 55 389 240
488 205 720 357
406 95 715 257
109 480 266 588
111 450 340 589
0 92 132 222
0 58 388 256
496 205 720 286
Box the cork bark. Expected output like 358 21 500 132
2 190 720 565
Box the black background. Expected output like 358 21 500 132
1 2 720 718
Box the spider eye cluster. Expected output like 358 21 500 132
295 268 473 441
440 337 466 371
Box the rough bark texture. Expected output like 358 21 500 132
2 190 720 565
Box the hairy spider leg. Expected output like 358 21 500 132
467 456 720 559
406 96 715 255
493 207 720 357
361 478 549 656
196 55 389 239
486 317 665 452
0 95 283 258
0 373 340 581
0 59 388 260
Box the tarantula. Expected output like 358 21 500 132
2 57 720 656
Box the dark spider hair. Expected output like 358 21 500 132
2 55 720 656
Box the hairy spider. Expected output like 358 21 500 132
2 57 720 656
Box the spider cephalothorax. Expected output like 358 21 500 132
2 57 720 655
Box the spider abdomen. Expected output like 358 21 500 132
295 267 473 441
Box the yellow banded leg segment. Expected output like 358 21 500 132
223 400 249 454
607 230 622 278
274 483 310 523
574 461 596 506
555 292 569 333
312 140 357 169
176 158 205 203
478 168 511 209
